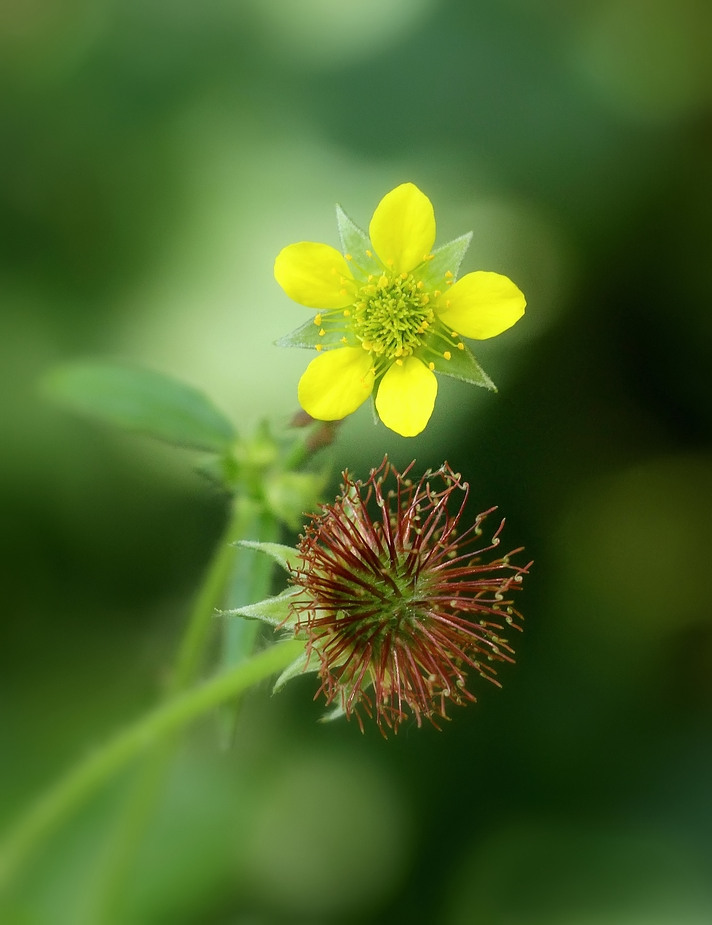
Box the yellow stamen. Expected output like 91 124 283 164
428 362 435 370
315 344 323 352
457 342 465 350
345 253 352 260
443 350 452 360
319 328 326 336
445 270 453 278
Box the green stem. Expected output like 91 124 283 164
84 494 278 922
0 639 303 895
171 494 260 692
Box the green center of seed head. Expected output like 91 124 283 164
356 555 424 635
353 273 434 359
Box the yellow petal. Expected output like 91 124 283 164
436 271 526 339
275 242 356 309
369 183 436 274
375 357 437 437
298 347 375 421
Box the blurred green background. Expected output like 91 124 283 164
2 0 712 922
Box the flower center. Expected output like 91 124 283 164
353 273 434 359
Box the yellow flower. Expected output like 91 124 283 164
275 183 525 437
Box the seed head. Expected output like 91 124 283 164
288 457 530 734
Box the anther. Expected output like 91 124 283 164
457 343 465 350
314 313 322 325
428 362 435 370
443 351 452 360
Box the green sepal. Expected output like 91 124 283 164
219 587 300 628
273 649 318 694
369 393 380 426
319 701 347 724
42 361 236 453
431 342 496 390
275 317 323 350
236 540 300 573
416 232 473 285
335 205 382 279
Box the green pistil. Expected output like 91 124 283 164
338 553 424 638
353 273 434 359
311 275 461 367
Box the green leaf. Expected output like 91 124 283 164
220 588 300 628
43 362 236 452
431 342 496 389
335 205 382 279
415 232 472 286
236 541 301 573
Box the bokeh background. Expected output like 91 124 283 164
2 0 712 922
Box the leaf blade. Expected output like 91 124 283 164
43 362 236 452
